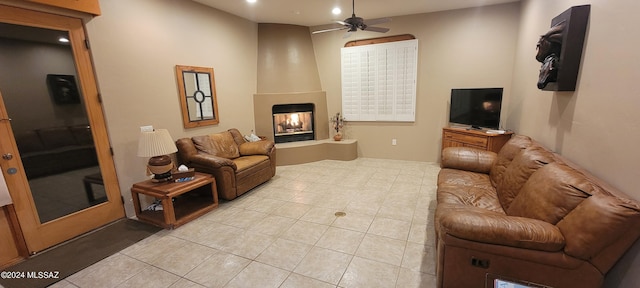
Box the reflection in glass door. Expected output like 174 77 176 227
0 23 106 223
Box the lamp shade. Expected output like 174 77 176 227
137 129 178 157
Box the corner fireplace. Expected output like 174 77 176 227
272 103 314 143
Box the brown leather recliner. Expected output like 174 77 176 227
176 128 276 200
435 134 640 288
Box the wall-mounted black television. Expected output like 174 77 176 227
449 88 503 130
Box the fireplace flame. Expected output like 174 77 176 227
289 113 300 126
282 113 304 132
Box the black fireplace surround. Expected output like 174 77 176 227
272 103 315 143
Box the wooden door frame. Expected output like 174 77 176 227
0 205 28 269
0 4 124 253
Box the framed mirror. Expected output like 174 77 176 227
176 65 220 128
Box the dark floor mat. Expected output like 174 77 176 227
0 218 161 288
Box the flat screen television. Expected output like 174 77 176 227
449 88 503 130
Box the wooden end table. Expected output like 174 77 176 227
131 172 218 229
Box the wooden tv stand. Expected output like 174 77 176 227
442 127 513 153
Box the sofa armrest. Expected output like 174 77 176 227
239 140 274 156
188 154 237 170
438 208 565 252
441 147 497 174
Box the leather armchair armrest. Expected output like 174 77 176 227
441 147 497 174
239 140 274 156
188 153 237 170
439 208 565 252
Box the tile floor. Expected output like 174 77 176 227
51 158 440 288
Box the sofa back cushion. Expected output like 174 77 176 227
489 135 532 187
228 128 247 146
192 131 240 159
37 127 77 149
496 145 555 210
69 125 93 145
507 162 597 224
15 130 45 154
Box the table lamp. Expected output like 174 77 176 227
137 129 178 182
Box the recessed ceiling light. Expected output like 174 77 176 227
246 0 256 3
332 7 342 15
58 37 69 43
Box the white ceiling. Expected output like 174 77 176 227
193 0 520 27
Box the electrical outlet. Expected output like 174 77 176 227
392 139 397 146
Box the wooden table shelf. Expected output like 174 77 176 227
131 172 218 229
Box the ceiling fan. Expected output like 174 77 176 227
312 0 391 36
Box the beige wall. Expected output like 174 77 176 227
257 23 321 93
509 1 640 287
510 0 640 199
311 3 521 161
84 0 258 216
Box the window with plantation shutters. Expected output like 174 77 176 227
341 39 418 122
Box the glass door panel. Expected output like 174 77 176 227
0 5 124 253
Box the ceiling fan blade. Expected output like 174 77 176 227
315 0 391 36
363 26 390 33
363 17 391 26
312 27 348 34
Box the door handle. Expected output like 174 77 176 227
2 153 13 160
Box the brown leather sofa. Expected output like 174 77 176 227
15 125 97 179
176 128 276 200
436 134 640 288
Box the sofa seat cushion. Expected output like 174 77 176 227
192 131 240 159
438 183 504 213
437 169 503 213
21 144 94 157
438 168 494 190
234 156 272 193
438 206 565 251
233 155 269 173
507 162 597 224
